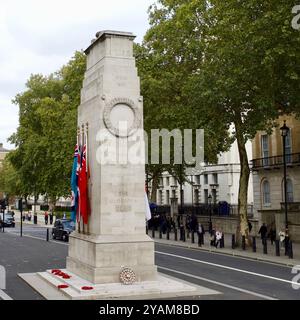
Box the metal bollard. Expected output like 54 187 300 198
263 238 268 254
183 228 186 242
201 233 204 245
146 225 148 234
191 232 195 244
285 237 289 256
159 227 162 239
187 230 190 239
275 240 280 256
242 236 246 250
198 233 202 247
46 228 49 242
167 229 170 240
289 241 293 259
232 234 235 249
174 228 178 241
252 236 256 253
152 226 155 238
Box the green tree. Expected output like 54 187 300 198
9 51 86 204
135 23 231 202
144 0 300 240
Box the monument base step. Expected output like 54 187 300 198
19 269 220 300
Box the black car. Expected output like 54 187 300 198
0 212 15 228
52 219 75 242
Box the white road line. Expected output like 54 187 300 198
4 231 68 245
158 266 278 300
156 242 294 269
0 289 13 300
155 251 300 287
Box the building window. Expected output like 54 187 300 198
262 180 271 205
194 189 199 204
172 177 177 186
166 190 170 205
204 189 208 204
159 190 163 205
261 135 269 166
172 189 176 198
212 189 217 204
166 177 170 186
159 177 163 187
213 173 218 184
282 179 294 203
204 174 208 185
285 130 292 163
195 175 200 185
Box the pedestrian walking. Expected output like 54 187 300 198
210 228 216 247
44 211 49 225
215 230 223 248
268 225 276 245
49 211 53 225
248 220 253 234
279 230 286 249
258 223 268 244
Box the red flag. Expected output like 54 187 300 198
78 145 88 224
76 146 81 222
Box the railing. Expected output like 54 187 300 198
280 202 300 212
155 203 253 217
251 153 300 170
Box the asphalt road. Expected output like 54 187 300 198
0 225 299 300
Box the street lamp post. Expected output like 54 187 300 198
208 194 212 235
280 121 290 249
191 176 194 216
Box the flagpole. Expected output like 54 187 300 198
86 122 90 235
77 127 81 234
81 124 85 235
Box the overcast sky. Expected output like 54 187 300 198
0 0 154 149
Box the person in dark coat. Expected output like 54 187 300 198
268 225 276 245
258 223 268 244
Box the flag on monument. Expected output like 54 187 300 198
76 145 81 222
78 144 89 224
70 144 79 222
144 192 152 221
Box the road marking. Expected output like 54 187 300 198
158 266 278 300
155 251 300 287
4 230 69 246
0 289 13 300
156 242 295 269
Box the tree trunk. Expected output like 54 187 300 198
151 174 159 203
235 122 250 246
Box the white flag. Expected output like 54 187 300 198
145 193 152 221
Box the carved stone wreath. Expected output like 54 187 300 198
119 267 136 285
103 98 141 138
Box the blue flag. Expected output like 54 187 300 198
71 144 79 222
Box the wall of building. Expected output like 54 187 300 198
156 139 253 206
252 115 300 240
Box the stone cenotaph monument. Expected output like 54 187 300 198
20 30 217 299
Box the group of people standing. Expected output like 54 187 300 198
44 211 54 225
258 222 288 247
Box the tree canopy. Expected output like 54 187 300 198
7 51 86 202
143 0 300 237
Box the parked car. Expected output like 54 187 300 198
0 212 15 228
52 219 75 242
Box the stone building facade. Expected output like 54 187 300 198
251 115 300 240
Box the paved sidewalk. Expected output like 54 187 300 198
13 211 56 228
150 230 300 267
11 212 300 267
